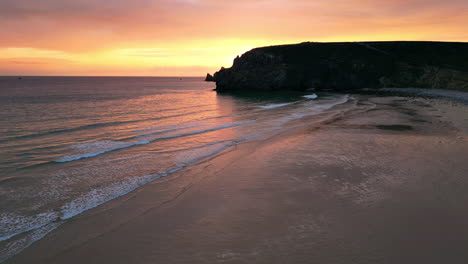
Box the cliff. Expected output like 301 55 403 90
208 41 468 92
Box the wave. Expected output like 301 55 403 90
6 103 215 129
60 173 163 220
0 95 352 262
55 141 150 163
273 94 350 124
55 120 256 163
0 212 59 242
0 109 216 144
303 94 318 99
310 95 349 111
0 221 62 263
258 103 292 109
61 138 253 220
0 134 261 262
126 123 202 140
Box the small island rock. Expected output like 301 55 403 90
205 73 215 82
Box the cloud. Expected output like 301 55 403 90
0 0 466 75
0 0 466 52
0 0 152 17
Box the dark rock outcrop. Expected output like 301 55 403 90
205 73 215 82
209 41 468 92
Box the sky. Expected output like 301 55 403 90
0 0 467 76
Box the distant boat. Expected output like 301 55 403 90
18 77 22 80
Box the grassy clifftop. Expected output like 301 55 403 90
210 41 468 92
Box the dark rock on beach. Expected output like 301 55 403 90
209 41 468 92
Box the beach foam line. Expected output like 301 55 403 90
0 95 354 261
303 94 318 99
60 135 259 220
274 94 350 123
59 173 165 220
55 120 256 163
1 137 255 261
309 95 349 111
0 212 59 242
258 103 292 109
55 140 150 163
0 221 63 263
1 135 262 261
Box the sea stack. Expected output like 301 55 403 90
205 73 215 82
209 41 468 92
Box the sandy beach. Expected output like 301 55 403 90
6 95 468 264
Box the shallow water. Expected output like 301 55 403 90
0 76 350 261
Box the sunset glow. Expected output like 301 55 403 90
1 0 467 76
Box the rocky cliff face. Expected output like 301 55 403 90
208 42 468 92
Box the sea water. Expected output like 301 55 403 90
0 76 349 261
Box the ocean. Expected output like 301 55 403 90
0 76 350 261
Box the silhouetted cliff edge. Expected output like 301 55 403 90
207 41 468 92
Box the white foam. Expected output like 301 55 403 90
55 140 150 163
59 135 263 220
267 94 350 125
60 173 162 220
88 98 347 169
0 95 353 261
0 221 63 263
309 95 349 111
61 143 243 219
258 103 291 109
303 94 318 99
0 211 59 242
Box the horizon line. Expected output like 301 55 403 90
0 75 206 78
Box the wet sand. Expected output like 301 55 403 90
7 95 468 264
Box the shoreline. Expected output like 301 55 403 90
5 94 468 263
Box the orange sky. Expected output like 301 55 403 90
0 0 467 76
